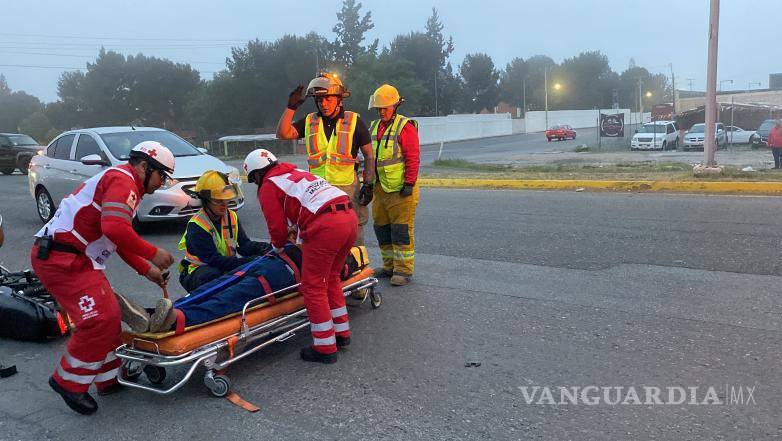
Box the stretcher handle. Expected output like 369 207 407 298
239 282 301 335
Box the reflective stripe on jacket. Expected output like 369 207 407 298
304 111 358 185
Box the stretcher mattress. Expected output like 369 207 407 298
121 267 373 355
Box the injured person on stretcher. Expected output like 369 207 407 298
117 244 367 334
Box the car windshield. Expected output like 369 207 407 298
7 134 39 146
100 130 201 159
548 125 562 130
758 121 775 131
639 124 665 133
689 124 705 133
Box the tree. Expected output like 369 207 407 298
424 7 454 71
499 57 529 109
0 83 44 132
347 52 428 116
388 32 444 115
558 51 615 109
460 53 499 113
18 111 54 143
522 55 557 111
618 67 670 111
332 0 377 69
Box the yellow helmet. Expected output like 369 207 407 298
306 72 350 98
192 170 238 202
368 84 402 109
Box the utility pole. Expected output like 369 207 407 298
434 69 438 116
670 63 676 113
544 68 549 130
704 0 720 167
522 77 526 118
637 77 644 126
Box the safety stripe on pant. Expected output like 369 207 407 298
63 351 117 371
330 306 350 337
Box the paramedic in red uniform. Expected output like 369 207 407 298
243 148 357 364
30 141 176 415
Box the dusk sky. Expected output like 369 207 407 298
1 0 778 102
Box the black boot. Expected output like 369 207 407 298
336 336 350 348
96 383 124 396
48 376 98 415
300 347 337 364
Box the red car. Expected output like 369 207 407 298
545 125 576 141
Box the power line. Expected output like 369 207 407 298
0 50 227 65
0 32 258 42
0 64 218 74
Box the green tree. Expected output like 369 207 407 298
522 55 557 111
499 57 529 110
332 0 377 69
18 111 54 143
558 51 615 109
0 83 44 132
347 52 428 117
460 53 499 113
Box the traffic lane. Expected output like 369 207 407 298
419 128 597 164
2 251 780 439
414 188 782 276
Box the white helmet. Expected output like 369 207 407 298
243 149 278 183
129 141 175 177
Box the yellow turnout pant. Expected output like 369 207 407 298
371 185 420 276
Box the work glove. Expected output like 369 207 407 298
358 183 374 206
400 184 414 197
287 85 305 110
250 241 272 256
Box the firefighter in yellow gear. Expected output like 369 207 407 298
276 72 375 246
177 170 270 292
367 84 421 286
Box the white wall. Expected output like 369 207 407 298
414 113 513 144
524 109 651 133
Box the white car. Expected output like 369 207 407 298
630 121 679 150
682 123 727 151
725 125 756 144
29 127 244 224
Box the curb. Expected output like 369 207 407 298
417 178 782 194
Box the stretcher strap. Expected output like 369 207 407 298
276 251 300 282
174 309 186 335
226 391 260 413
256 276 275 304
227 336 238 359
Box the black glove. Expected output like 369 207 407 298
251 241 272 256
287 85 305 110
358 183 374 206
400 184 414 197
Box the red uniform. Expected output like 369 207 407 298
31 164 157 393
259 162 357 354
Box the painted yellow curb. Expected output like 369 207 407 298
417 178 782 194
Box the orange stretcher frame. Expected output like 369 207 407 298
115 268 380 398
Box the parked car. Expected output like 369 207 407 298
724 125 756 144
751 119 777 148
0 133 45 175
630 121 679 150
545 125 576 141
29 127 244 224
682 123 727 151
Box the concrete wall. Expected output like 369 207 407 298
415 113 513 144
512 118 526 134
676 89 782 113
523 109 650 133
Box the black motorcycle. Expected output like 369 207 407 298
0 263 69 342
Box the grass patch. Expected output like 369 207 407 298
574 145 591 153
431 158 514 172
426 158 782 181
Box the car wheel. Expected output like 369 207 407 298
132 215 145 233
1 166 15 175
16 157 30 175
36 187 55 223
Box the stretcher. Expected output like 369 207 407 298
115 267 379 397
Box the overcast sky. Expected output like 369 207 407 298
1 0 779 102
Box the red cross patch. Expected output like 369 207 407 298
148 149 158 157
260 151 269 158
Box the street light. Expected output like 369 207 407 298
553 83 562 91
645 91 652 98
544 68 562 129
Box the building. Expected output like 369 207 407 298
675 89 782 114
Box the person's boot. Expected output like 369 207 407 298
49 376 98 415
114 292 150 333
336 335 350 348
373 267 393 278
149 298 177 333
390 274 412 286
96 382 124 396
300 347 338 364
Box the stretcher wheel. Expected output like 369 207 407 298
122 362 143 382
370 288 382 309
206 374 231 398
143 365 167 385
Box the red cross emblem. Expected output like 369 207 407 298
260 151 269 158
148 149 158 157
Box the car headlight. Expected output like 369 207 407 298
227 168 241 185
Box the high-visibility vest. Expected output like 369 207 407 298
178 208 238 274
369 114 417 192
304 111 358 186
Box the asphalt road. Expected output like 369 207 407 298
2 173 782 440
420 128 598 164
